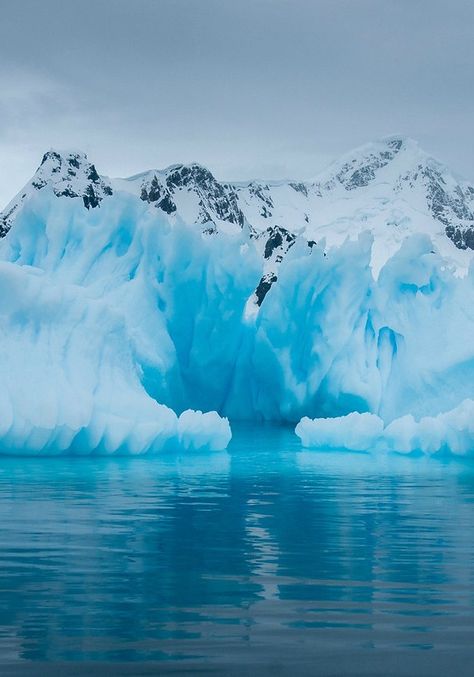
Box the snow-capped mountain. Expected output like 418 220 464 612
0 137 473 454
3 135 473 283
234 136 474 255
0 150 113 236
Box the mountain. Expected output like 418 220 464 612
0 150 113 236
3 136 473 291
0 137 473 454
4 137 474 248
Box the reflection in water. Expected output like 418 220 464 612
0 424 474 673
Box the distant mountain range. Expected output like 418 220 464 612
2 136 473 307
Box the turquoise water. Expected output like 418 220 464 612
1 425 474 675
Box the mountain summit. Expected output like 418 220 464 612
1 137 474 266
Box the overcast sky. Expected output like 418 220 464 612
1 0 473 206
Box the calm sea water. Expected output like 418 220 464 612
0 424 474 676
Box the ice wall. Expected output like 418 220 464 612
0 185 473 455
0 234 232 454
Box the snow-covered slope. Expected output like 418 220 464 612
0 137 473 453
231 136 474 275
4 136 473 285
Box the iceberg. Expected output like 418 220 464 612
295 413 384 452
177 410 232 452
0 139 473 454
295 400 474 456
382 399 474 456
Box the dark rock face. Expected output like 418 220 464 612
159 194 177 214
83 181 112 209
263 226 296 260
40 150 62 168
331 138 404 191
31 178 47 190
166 164 213 190
167 165 244 227
140 164 244 229
255 273 278 306
140 176 177 214
246 182 274 218
168 164 244 226
251 226 298 306
140 176 162 203
289 182 308 197
87 165 101 183
425 171 474 250
397 163 474 251
0 206 15 237
68 155 81 170
40 151 112 209
445 225 474 249
0 151 114 237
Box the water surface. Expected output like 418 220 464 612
0 424 474 675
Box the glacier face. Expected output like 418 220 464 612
0 136 473 453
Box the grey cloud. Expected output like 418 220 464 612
0 0 473 206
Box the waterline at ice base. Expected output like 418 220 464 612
0 137 473 455
295 403 474 456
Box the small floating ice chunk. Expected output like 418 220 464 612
177 409 232 452
295 412 384 451
383 400 474 456
296 400 474 456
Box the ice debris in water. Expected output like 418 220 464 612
177 410 232 452
295 400 474 456
296 413 384 452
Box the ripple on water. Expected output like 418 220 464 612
0 424 473 674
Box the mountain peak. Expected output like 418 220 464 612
313 135 423 190
2 138 474 256
134 161 245 229
0 149 113 236
34 149 111 205
40 148 89 166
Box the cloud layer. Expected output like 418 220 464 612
1 0 473 206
